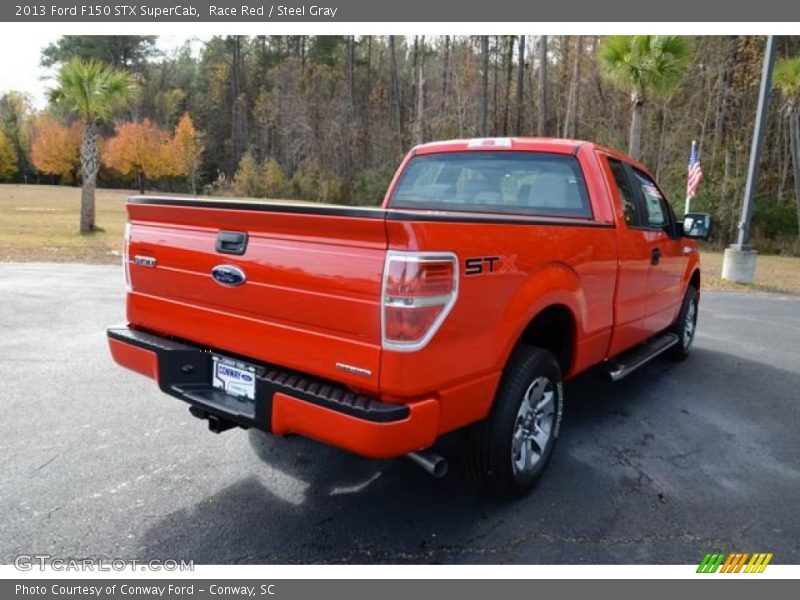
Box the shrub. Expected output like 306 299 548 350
263 159 288 199
316 168 342 203
753 198 799 239
290 162 342 203
232 152 264 198
290 168 315 200
351 168 394 206
0 130 17 181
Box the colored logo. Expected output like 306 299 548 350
211 264 246 287
697 552 773 573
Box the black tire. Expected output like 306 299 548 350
462 345 564 498
667 284 699 361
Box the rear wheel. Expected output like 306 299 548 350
462 346 564 498
667 284 699 361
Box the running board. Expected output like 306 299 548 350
606 333 679 381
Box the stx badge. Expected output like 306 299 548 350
465 255 518 276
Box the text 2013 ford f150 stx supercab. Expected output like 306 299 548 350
107 137 712 497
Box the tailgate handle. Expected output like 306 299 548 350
216 231 248 255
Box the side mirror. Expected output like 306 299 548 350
683 212 712 240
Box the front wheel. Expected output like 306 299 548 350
462 346 564 498
667 284 699 361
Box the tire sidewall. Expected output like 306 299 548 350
491 348 564 492
670 284 699 359
681 287 699 351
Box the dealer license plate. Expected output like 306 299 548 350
211 355 256 400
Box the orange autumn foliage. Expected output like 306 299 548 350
31 117 83 181
102 115 204 192
168 113 203 178
102 119 171 182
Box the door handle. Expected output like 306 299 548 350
216 231 248 255
651 247 661 266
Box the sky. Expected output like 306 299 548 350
0 35 207 109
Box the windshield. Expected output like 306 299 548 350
388 151 592 218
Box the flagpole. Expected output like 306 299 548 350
684 140 696 216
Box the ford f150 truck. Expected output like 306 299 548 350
107 137 712 497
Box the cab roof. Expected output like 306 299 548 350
413 137 586 155
411 137 650 176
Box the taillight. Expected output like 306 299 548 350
123 223 131 292
381 251 458 351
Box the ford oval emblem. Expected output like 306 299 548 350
211 264 246 287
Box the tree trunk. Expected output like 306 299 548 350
563 36 582 138
655 105 669 180
711 36 737 169
363 36 372 166
346 35 355 119
629 92 644 161
502 36 514 136
778 112 789 200
366 37 372 103
79 119 99 234
721 147 735 241
229 35 247 175
411 36 418 122
300 36 306 76
480 36 489 137
790 109 800 238
516 35 525 135
413 36 426 146
537 35 548 136
441 35 450 115
389 35 403 148
493 36 499 134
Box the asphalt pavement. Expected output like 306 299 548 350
1 263 799 564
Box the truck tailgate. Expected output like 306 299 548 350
125 199 387 393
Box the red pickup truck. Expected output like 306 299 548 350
108 137 711 497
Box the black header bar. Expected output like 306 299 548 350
3 0 800 22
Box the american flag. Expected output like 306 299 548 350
686 140 703 201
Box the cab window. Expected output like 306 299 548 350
633 169 669 229
607 158 639 227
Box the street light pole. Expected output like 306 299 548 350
722 35 778 283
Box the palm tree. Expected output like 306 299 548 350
599 35 693 161
773 57 800 238
48 59 137 233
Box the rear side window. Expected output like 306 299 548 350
388 151 592 218
607 158 639 226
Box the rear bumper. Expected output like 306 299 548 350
107 326 439 459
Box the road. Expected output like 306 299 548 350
1 263 799 564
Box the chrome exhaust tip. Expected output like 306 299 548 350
406 449 449 478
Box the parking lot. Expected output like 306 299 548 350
1 262 799 564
